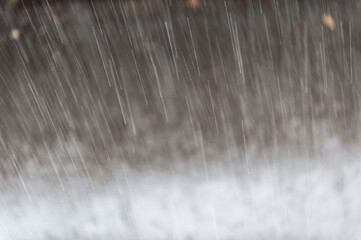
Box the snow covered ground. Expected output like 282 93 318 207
2 143 361 239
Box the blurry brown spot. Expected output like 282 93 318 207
0 34 7 43
10 28 20 40
322 14 335 30
185 0 201 8
19 9 29 26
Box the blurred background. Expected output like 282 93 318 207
1 0 361 239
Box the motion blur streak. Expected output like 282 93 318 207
1 0 361 239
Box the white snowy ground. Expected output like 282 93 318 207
1 142 361 239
